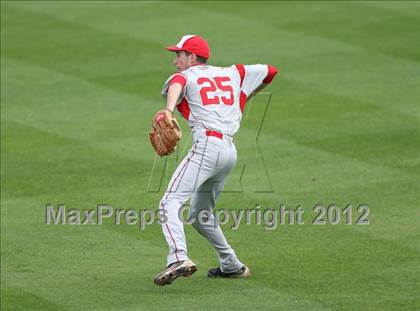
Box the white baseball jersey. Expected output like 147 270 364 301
161 64 276 136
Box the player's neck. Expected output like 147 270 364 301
189 62 207 68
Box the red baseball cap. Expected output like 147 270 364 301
166 35 210 60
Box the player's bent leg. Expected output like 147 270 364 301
190 177 244 274
157 141 202 265
156 140 214 284
159 197 189 265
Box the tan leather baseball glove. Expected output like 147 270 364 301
149 109 182 156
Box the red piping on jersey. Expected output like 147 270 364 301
177 97 191 120
263 65 278 84
239 91 247 113
206 130 223 140
234 64 245 87
169 73 187 87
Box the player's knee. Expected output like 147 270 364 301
194 210 215 228
159 197 182 211
158 198 167 209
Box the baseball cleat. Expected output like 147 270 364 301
207 265 251 278
153 259 197 286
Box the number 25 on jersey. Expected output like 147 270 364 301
197 77 234 106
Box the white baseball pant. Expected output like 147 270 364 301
159 129 243 273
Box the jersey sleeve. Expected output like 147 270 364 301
235 64 278 96
161 73 187 103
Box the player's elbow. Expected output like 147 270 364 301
263 65 278 84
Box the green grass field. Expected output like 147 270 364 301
1 1 419 310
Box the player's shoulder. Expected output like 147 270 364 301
182 64 237 73
229 64 266 77
182 64 214 74
163 71 186 85
168 71 187 79
178 65 236 81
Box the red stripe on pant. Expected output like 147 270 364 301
160 141 198 263
161 202 180 262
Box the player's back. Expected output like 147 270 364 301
162 63 277 137
181 65 242 136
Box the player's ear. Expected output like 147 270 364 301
191 53 197 64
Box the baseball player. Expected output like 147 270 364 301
152 35 278 286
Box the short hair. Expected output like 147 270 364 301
185 51 208 64
196 55 208 64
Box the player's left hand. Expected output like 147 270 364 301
149 109 182 156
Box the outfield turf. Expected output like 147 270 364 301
1 1 420 310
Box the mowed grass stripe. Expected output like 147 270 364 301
176 4 420 117
1 5 165 99
361 0 420 19
1 120 152 201
187 1 420 63
277 2 420 63
6 1 258 47
21 1 420 66
1 56 157 147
